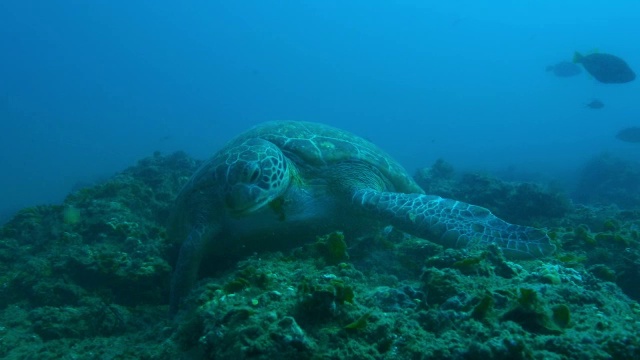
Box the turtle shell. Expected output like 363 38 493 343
229 120 424 194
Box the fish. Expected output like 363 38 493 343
574 52 636 84
586 99 604 109
616 127 640 143
546 61 582 77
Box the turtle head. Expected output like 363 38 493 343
220 138 291 215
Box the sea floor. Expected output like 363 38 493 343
1 152 639 359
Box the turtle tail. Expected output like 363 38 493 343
353 190 556 259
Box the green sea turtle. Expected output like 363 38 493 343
169 120 555 314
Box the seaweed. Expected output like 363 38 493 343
552 304 571 329
315 231 349 264
223 277 250 294
501 288 567 335
471 293 495 320
344 312 372 330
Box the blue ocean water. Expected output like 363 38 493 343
1 1 639 219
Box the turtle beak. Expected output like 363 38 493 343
224 184 267 215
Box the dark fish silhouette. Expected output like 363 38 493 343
586 99 604 109
616 127 640 143
574 52 636 83
546 61 582 77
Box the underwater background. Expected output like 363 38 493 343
1 1 640 220
2 1 640 359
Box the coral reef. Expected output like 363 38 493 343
0 152 639 359
414 159 572 225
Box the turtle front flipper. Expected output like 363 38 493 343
169 224 216 316
353 190 556 259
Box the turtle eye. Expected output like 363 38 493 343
249 168 260 182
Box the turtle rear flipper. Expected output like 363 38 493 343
354 190 556 259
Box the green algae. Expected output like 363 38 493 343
330 279 355 304
344 311 371 330
556 253 587 265
501 288 570 335
223 277 251 294
453 253 485 272
590 264 617 282
315 231 349 264
574 224 596 245
602 218 619 232
552 304 571 329
471 293 495 320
